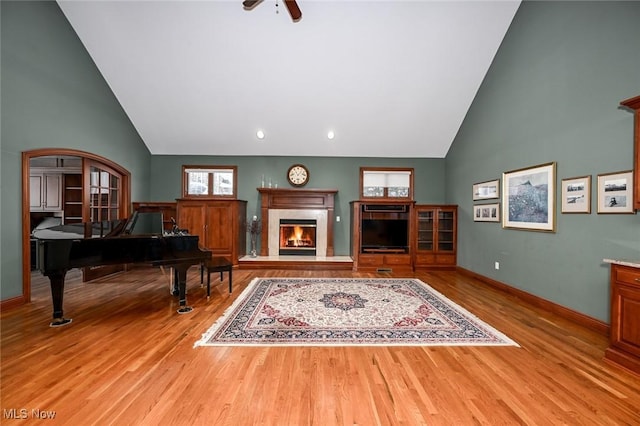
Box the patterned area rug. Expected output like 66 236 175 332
194 278 519 347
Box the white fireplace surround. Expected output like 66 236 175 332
268 209 328 257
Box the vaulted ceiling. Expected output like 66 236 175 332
57 0 521 158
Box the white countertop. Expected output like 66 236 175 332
603 259 640 268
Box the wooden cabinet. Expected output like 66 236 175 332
63 174 83 224
414 205 457 269
132 202 177 231
176 199 247 265
30 173 62 212
350 200 413 272
620 95 640 211
605 263 640 376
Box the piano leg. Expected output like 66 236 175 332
171 268 179 296
46 270 73 327
174 264 193 314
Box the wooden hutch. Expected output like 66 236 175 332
604 260 640 376
350 167 457 272
604 96 640 375
175 165 246 266
620 95 640 211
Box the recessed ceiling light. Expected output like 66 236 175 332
327 130 335 140
256 130 265 140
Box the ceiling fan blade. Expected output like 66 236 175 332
283 0 302 22
242 0 263 10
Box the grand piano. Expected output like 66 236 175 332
33 211 211 327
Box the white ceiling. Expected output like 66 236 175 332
57 0 520 158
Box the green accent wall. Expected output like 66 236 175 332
149 156 445 255
1 1 151 298
2 0 638 326
445 1 640 322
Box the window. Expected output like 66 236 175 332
182 165 237 198
360 167 414 200
89 163 121 222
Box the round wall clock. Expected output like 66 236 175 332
287 164 310 187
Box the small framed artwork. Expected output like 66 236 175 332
561 175 591 213
597 170 634 214
473 179 500 201
474 203 500 222
502 162 556 232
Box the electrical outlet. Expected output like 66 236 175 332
495 261 500 270
336 216 340 222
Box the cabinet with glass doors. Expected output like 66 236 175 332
414 205 457 269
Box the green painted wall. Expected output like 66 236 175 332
1 1 151 298
445 1 640 322
2 0 638 327
149 156 445 255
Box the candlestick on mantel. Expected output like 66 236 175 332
247 216 262 258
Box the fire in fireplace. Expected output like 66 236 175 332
279 219 317 256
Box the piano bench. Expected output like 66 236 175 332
200 257 233 296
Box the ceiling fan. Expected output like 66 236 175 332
242 0 302 23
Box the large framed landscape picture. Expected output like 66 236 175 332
502 162 556 232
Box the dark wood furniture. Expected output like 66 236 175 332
32 214 211 326
132 201 177 232
414 205 457 269
176 199 247 265
350 200 414 272
605 262 640 376
200 257 233 296
257 188 337 257
350 167 417 272
620 95 640 211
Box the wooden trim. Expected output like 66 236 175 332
457 266 609 335
604 348 640 377
238 259 352 270
359 166 415 201
0 295 27 312
257 188 338 257
620 95 640 210
16 149 131 309
181 164 238 199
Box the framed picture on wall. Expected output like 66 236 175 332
473 179 500 200
561 175 591 213
473 203 500 222
597 170 634 213
502 162 556 232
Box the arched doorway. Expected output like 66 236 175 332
22 148 131 302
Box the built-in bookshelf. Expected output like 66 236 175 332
63 174 83 224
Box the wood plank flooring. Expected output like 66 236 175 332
1 267 639 425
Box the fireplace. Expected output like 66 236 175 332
258 188 338 257
279 219 317 256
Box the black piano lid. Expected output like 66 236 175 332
123 211 164 235
32 211 164 240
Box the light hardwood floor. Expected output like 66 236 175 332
1 267 639 425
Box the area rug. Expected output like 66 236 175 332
194 278 519 347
